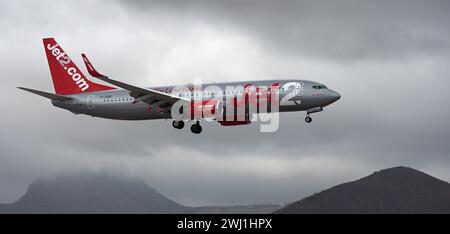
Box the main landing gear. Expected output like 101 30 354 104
190 121 202 134
172 120 185 129
172 120 202 134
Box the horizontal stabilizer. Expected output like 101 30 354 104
18 87 73 101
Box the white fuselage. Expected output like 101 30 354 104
52 79 341 121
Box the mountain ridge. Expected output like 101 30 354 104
2 166 449 214
0 173 281 214
274 166 450 214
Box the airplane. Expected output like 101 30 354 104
18 38 341 134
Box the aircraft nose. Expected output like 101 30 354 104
330 90 341 103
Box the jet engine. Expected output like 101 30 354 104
189 99 223 119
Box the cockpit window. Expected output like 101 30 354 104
313 85 327 89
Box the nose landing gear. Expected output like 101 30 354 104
305 115 312 123
304 107 323 123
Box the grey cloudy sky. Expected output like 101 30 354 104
1 0 450 206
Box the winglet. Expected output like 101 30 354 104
81 53 107 78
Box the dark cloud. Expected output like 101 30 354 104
123 0 450 61
0 0 449 206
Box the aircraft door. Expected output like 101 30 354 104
297 82 303 96
87 95 95 109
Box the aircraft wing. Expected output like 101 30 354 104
81 54 189 106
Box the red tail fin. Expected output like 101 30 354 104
43 38 114 95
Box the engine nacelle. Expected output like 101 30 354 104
218 112 251 126
190 99 223 119
218 120 251 126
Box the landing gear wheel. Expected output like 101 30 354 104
305 116 312 123
190 122 202 134
172 120 184 129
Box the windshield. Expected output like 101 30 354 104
313 85 327 90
